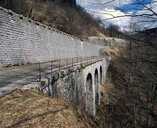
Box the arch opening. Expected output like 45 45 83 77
100 66 103 85
86 73 92 91
86 73 94 115
95 69 99 106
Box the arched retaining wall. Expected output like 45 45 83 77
38 57 110 116
82 57 109 116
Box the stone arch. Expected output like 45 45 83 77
94 68 99 106
86 73 94 115
100 66 103 85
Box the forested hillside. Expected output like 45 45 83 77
0 0 107 39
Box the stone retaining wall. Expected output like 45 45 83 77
0 7 104 65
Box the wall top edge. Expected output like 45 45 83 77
0 6 84 41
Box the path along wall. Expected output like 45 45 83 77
0 7 104 65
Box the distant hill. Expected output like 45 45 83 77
0 0 107 39
132 27 157 47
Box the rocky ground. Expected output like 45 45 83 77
0 89 92 128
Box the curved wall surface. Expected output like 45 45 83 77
0 7 104 65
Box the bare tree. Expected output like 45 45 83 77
95 1 157 128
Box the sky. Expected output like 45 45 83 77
76 0 157 32
118 0 153 12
